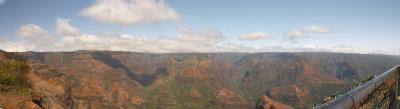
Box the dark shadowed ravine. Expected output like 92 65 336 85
91 52 168 86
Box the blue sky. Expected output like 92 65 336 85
0 0 399 54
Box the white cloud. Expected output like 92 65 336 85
239 32 272 41
286 25 329 41
79 0 180 25
176 28 224 46
0 0 6 5
287 29 307 39
302 25 328 33
303 43 317 49
17 24 47 38
56 18 80 36
15 24 56 51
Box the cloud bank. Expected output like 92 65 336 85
79 0 180 25
0 0 397 55
239 32 272 41
5 18 227 52
1 19 398 56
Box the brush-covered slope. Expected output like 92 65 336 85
0 50 72 109
16 51 400 109
233 53 400 108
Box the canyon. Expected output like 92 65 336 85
1 50 400 109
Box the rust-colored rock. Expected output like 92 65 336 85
189 87 201 98
256 95 294 109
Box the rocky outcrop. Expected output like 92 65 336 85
0 51 71 109
28 62 72 109
0 94 42 109
256 95 294 109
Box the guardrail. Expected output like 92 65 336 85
315 65 400 109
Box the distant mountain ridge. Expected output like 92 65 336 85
1 50 399 109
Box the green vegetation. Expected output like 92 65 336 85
139 76 223 109
0 51 32 96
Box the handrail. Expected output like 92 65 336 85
315 65 400 109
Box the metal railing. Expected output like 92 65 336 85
315 65 400 109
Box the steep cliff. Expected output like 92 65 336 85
0 50 72 109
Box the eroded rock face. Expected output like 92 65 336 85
28 62 72 109
215 88 247 108
0 94 41 109
256 95 294 109
189 88 201 98
0 51 70 109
